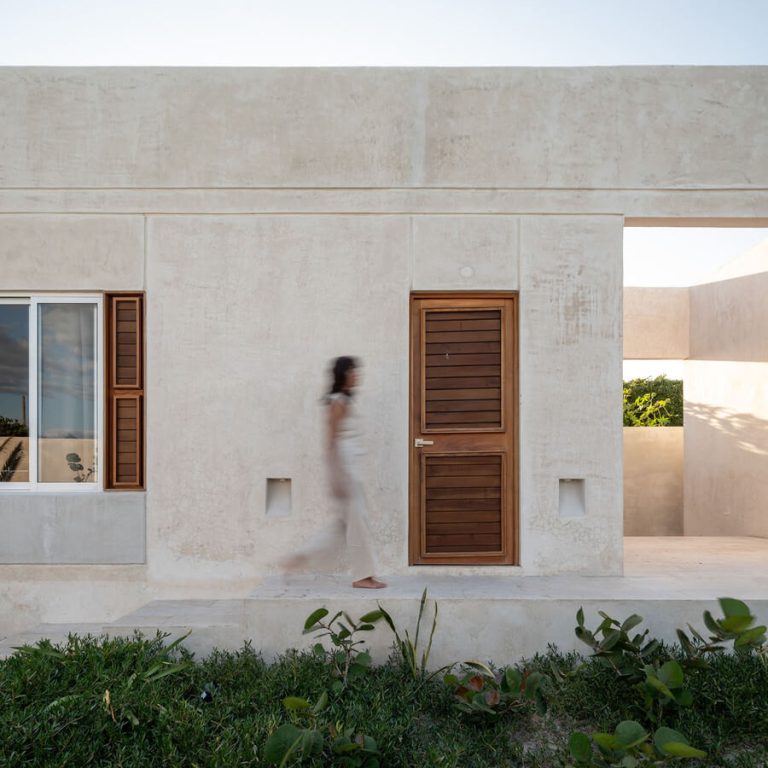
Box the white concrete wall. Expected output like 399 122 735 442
624 287 689 360
683 267 768 537
144 215 412 583
624 427 684 536
519 216 623 574
1 66 767 632
2 68 766 190
684 361 768 536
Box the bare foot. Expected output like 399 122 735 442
352 577 387 589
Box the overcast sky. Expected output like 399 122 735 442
2 0 767 66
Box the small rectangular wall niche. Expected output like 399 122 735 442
559 479 586 518
266 478 292 518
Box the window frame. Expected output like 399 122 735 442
0 293 104 493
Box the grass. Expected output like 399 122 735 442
1 632 767 767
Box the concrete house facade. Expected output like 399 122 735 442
1 67 767 650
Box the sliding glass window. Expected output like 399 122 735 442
0 296 102 490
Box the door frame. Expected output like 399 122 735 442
408 291 519 566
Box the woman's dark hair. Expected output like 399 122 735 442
329 356 358 396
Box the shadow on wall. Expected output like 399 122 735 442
686 402 768 457
684 401 768 537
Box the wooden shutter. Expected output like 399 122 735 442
424 309 502 430
424 453 503 553
105 293 144 490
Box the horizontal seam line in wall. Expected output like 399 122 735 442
1 186 768 193
0 212 634 218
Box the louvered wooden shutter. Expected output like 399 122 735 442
424 453 503 553
105 293 144 489
424 309 502 430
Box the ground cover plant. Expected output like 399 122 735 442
1 597 767 767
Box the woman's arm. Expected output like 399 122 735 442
327 398 349 498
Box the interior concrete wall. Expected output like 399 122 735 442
623 287 689 360
623 427 683 536
689 272 768 362
623 271 768 539
1 66 767 632
684 265 768 537
684 360 768 537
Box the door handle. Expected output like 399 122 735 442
414 438 434 447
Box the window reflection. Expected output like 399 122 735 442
0 305 29 482
38 304 97 483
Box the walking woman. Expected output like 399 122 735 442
284 356 386 589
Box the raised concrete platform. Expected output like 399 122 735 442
107 599 245 658
236 537 768 665
0 623 105 659
3 538 768 664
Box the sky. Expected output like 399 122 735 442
624 228 768 288
2 0 768 67
2 0 766 383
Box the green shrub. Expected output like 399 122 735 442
3 598 768 768
623 376 683 427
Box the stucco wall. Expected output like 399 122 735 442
1 66 767 631
683 267 768 537
684 366 768 537
623 287 689 360
623 427 684 536
684 362 768 537
2 68 766 190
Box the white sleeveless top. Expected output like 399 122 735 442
328 392 365 458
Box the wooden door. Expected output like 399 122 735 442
409 293 518 565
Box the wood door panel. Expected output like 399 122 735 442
423 454 503 553
425 353 501 367
425 310 501 321
426 341 502 354
410 294 518 565
426 330 501 343
426 377 501 389
426 491 501 503
427 509 501 521
425 365 501 379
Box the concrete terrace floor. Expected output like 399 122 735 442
2 537 768 661
251 537 768 601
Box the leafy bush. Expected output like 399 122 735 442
569 721 706 766
677 597 767 666
444 661 549 718
623 376 683 427
302 607 384 691
264 694 380 767
3 597 768 767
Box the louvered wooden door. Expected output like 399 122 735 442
409 294 518 565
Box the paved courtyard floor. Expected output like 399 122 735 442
250 536 768 601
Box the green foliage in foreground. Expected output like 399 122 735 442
623 376 683 427
2 629 768 767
